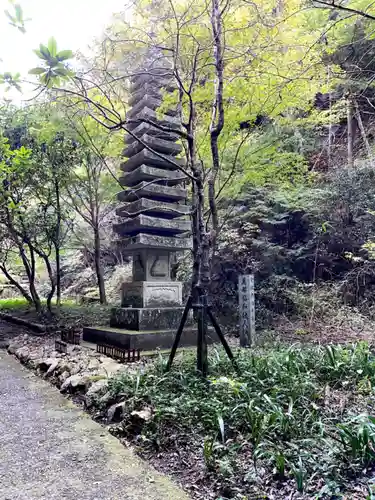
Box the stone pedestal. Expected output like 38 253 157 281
82 49 205 352
121 282 183 308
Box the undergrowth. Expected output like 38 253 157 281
101 343 375 498
0 298 110 327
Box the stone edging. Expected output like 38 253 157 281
0 312 47 334
6 334 131 417
6 334 152 427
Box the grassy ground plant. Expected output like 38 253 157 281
100 343 375 498
0 298 111 327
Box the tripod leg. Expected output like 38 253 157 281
207 306 240 373
196 294 208 376
166 296 193 371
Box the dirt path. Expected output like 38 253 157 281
0 351 190 500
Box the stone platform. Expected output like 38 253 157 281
83 324 218 351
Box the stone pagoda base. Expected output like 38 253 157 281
83 325 218 351
83 307 218 351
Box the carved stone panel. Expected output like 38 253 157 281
122 281 182 308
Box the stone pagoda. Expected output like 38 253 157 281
83 51 195 351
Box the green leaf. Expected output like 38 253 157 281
39 44 51 61
28 67 46 75
4 10 15 23
47 37 57 57
56 49 73 61
14 3 22 22
52 67 68 77
33 49 44 59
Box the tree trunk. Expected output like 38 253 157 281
209 0 224 254
0 265 33 304
354 99 372 160
93 226 107 304
54 240 61 307
25 244 42 313
43 254 56 314
347 94 354 168
53 170 62 307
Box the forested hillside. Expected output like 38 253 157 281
1 0 375 337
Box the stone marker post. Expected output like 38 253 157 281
238 274 255 347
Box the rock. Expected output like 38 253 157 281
87 358 100 371
60 373 91 393
99 359 124 377
55 361 71 376
58 371 70 384
67 362 81 375
98 391 112 406
8 341 23 355
0 339 10 349
28 358 44 369
131 408 152 423
36 357 57 372
15 346 30 363
85 379 108 408
107 401 126 422
46 359 59 376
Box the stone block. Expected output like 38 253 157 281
129 85 162 107
117 182 187 203
126 107 181 132
83 326 218 351
119 165 186 187
119 233 192 252
130 75 175 95
123 134 182 158
127 94 178 119
113 214 191 237
121 281 183 307
116 198 190 219
124 122 179 143
132 250 172 281
109 306 193 330
120 149 185 173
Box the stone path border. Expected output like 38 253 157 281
0 351 190 500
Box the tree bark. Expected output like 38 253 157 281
354 99 372 160
53 171 62 307
209 0 225 254
347 94 354 168
0 264 33 304
93 226 107 304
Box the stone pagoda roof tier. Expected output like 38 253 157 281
116 198 190 219
117 233 192 252
120 149 185 173
119 165 186 187
123 134 182 158
113 214 190 237
117 182 187 203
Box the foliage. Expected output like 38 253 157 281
30 37 74 87
97 342 375 497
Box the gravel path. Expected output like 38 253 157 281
0 351 190 500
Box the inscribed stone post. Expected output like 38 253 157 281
238 275 255 347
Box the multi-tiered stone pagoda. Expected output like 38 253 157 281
83 51 195 351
